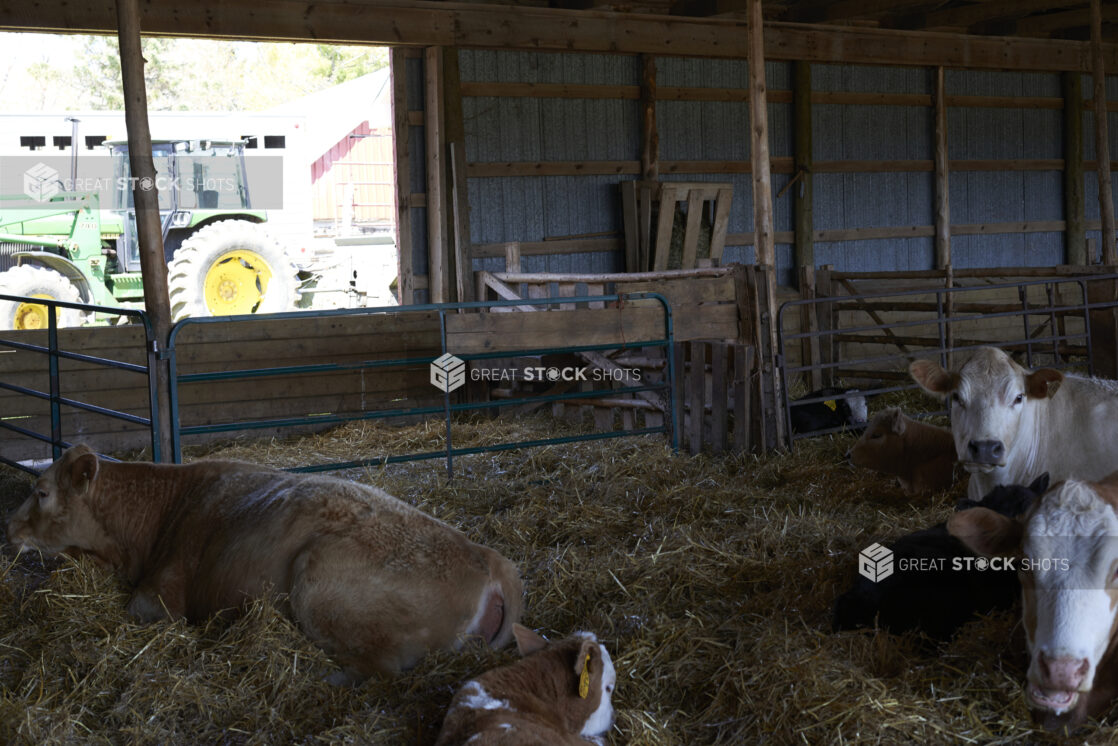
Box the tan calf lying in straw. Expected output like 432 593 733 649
435 625 616 746
847 407 957 496
6 445 523 679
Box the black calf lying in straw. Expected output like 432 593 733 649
832 474 1048 639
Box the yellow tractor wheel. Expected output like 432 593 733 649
0 265 85 331
167 220 297 321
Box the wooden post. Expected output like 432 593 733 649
116 0 172 461
793 60 813 277
641 54 659 182
425 46 448 303
1092 0 1117 264
1064 72 1086 266
444 48 468 303
390 49 415 305
748 0 782 447
933 66 951 270
748 0 774 268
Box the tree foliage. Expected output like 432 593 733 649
0 34 388 112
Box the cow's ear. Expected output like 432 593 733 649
1026 368 1064 399
887 408 905 434
513 624 548 656
947 507 1022 557
909 359 958 396
69 452 99 493
573 637 601 698
1028 472 1051 495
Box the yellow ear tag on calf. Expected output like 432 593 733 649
824 399 837 412
579 653 591 699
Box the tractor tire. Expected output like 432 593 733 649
168 220 297 321
0 265 86 331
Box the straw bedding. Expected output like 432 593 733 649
0 413 1113 744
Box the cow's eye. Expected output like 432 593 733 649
1013 393 1024 406
35 489 48 501
951 393 964 408
869 432 882 440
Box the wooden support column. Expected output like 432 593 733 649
425 46 449 303
1065 71 1087 265
1093 0 1117 264
641 54 659 182
793 60 813 279
444 48 470 303
933 66 951 270
116 0 172 460
390 49 415 305
748 0 775 268
748 0 781 446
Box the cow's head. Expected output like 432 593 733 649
512 625 616 740
949 478 1118 730
847 407 905 468
910 347 1063 474
7 444 105 555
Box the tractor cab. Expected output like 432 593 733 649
105 138 256 272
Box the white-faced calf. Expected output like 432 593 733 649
847 407 956 496
950 472 1118 730
6 445 523 680
435 625 616 746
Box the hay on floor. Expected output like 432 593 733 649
0 415 1111 744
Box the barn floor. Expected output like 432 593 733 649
0 415 1113 744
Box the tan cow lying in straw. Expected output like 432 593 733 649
7 445 523 680
436 624 616 746
847 407 957 496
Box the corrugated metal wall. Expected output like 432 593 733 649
453 49 1118 288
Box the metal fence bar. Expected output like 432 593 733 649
777 274 1118 448
167 292 676 473
0 294 160 471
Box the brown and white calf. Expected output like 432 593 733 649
6 445 523 679
847 407 957 496
949 472 1118 730
910 346 1118 501
435 625 616 746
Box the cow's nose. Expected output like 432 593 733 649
967 439 1005 464
1038 652 1089 691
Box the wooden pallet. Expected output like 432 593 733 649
620 180 733 272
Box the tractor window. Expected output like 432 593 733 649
179 146 251 210
111 143 176 211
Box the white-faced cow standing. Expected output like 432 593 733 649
6 445 523 680
909 346 1118 501
435 625 616 746
949 473 1118 730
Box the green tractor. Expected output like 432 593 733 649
0 138 299 330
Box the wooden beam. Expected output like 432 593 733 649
793 60 813 276
1064 71 1087 265
425 46 448 303
5 3 1118 72
391 50 416 306
748 0 773 267
920 0 1084 32
116 0 172 460
641 54 659 182
1093 0 1117 264
933 66 950 270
